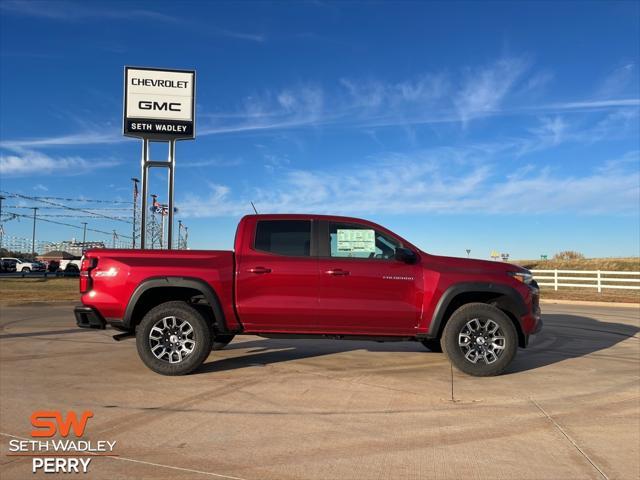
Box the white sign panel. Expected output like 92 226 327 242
124 67 195 139
337 229 376 254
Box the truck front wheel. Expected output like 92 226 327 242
442 303 517 377
136 301 213 375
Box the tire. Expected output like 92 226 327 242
442 303 517 377
212 334 235 351
420 338 443 352
22 267 31 273
136 301 213 376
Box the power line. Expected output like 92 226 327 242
1 192 132 224
2 211 132 239
0 191 131 205
17 213 134 220
2 205 133 211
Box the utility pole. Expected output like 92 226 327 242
81 222 88 245
131 177 139 248
31 207 38 256
178 220 182 250
160 208 166 249
112 230 118 248
0 195 5 249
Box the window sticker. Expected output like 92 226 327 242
337 229 376 254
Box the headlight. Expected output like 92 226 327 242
508 271 533 285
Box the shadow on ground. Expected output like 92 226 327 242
197 313 639 375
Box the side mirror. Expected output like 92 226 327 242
395 247 417 264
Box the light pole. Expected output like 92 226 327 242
131 177 139 248
31 207 38 256
0 195 5 249
81 222 88 245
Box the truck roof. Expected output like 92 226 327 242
241 213 374 223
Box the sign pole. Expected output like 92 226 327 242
167 140 176 250
140 139 149 249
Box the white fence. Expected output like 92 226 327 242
531 269 640 292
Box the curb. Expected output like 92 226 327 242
540 299 640 309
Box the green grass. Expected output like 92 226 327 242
0 278 79 305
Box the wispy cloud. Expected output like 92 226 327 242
198 55 639 136
0 1 266 42
0 147 119 177
0 1 179 23
177 148 639 218
597 63 637 98
181 158 244 168
455 57 530 123
0 131 124 149
540 98 640 111
213 28 266 43
2 56 638 148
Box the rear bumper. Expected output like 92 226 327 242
74 306 106 330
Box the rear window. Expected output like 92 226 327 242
254 220 311 257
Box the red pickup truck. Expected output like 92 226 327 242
75 214 541 376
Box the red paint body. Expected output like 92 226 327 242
80 214 541 339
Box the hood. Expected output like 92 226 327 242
421 252 528 275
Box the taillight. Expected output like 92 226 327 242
80 257 97 293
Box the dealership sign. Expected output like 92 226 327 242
123 66 195 139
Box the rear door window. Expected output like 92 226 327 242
254 220 312 257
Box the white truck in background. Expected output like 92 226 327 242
59 258 82 272
0 257 41 273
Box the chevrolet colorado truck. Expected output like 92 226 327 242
75 214 542 376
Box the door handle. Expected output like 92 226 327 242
326 269 349 276
248 266 272 274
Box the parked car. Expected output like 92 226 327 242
0 258 17 273
75 214 542 377
1 257 37 273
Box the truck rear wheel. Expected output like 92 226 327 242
212 334 235 350
442 303 517 377
136 301 212 376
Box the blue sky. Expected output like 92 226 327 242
0 0 639 259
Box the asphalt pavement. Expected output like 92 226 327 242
0 302 638 479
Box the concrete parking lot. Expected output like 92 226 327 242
0 302 638 479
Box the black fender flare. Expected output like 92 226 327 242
427 282 527 338
122 277 231 332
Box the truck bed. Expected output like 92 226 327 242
81 249 238 329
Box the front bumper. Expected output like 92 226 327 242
74 306 106 329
